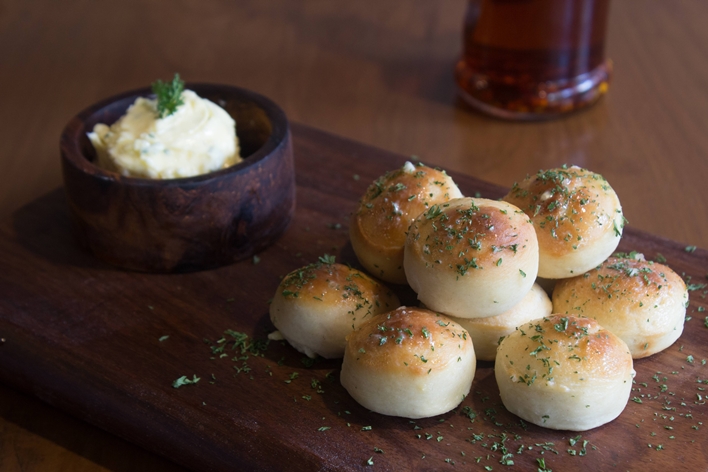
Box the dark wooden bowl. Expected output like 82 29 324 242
60 83 295 272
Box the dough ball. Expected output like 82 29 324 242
552 254 687 358
350 162 462 284
269 257 400 358
503 166 624 279
495 315 635 431
404 197 539 318
452 283 552 361
340 306 476 419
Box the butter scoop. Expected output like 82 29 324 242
88 89 241 179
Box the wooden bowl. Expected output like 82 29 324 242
60 83 295 272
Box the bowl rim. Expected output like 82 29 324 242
60 82 289 187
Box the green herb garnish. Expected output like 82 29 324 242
152 73 185 118
318 254 336 264
172 374 200 388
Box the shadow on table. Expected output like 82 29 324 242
10 188 108 270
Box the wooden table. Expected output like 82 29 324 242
1 1 707 470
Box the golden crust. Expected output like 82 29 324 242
503 166 623 278
501 315 633 381
344 306 473 375
495 314 634 430
350 163 462 283
404 197 539 318
341 306 477 418
552 255 687 358
269 261 400 358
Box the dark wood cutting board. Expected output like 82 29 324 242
1 124 707 471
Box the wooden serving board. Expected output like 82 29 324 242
1 124 707 471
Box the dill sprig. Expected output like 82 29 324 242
151 73 185 118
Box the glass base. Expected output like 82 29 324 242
455 59 612 121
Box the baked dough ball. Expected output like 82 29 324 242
503 166 624 279
404 197 539 318
495 315 635 431
552 254 687 358
340 306 476 419
269 257 400 359
452 283 552 361
350 162 462 284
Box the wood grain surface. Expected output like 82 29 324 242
0 124 707 471
1 0 708 470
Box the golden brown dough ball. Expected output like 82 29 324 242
340 306 476 419
495 315 634 431
269 257 400 358
552 254 687 358
503 166 624 279
350 162 462 284
452 283 552 361
404 197 539 318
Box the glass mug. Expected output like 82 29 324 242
455 0 612 120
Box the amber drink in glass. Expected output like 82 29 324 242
455 0 612 120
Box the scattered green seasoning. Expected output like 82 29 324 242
152 73 185 118
172 375 200 388
284 372 299 384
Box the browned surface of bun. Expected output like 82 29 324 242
345 306 471 374
553 255 687 358
503 166 623 278
350 163 462 283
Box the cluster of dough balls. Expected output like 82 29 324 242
268 162 686 430
495 168 688 430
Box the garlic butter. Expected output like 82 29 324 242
88 90 241 179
